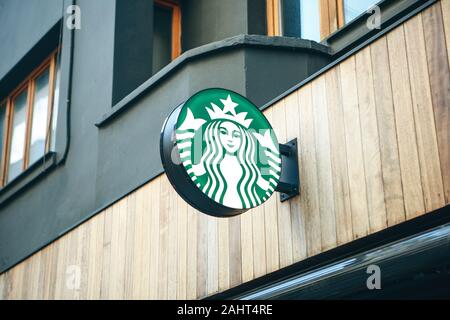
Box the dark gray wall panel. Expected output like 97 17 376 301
112 0 153 105
245 48 331 107
247 0 267 35
0 0 63 80
181 0 248 51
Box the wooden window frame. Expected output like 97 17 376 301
154 0 181 60
266 0 281 36
320 0 346 39
0 99 10 185
0 49 59 186
337 0 345 28
267 0 346 40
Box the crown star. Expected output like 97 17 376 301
220 95 238 115
205 97 253 128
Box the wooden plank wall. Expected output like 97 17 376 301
1 1 449 300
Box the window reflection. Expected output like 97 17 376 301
299 0 320 42
275 0 380 42
51 58 61 151
8 90 28 182
344 0 378 24
280 0 324 42
29 68 50 165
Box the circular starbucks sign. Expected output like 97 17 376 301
160 88 281 217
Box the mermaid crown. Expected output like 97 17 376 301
205 95 253 128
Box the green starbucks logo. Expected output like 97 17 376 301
174 89 281 210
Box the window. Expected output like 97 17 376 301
278 0 321 42
8 89 28 182
267 0 379 42
0 50 60 186
153 0 181 74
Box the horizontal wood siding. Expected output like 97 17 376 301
1 2 449 299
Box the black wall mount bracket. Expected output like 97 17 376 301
275 139 300 202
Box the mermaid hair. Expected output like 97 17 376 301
201 120 262 208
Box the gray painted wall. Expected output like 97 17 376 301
180 0 267 51
0 0 63 101
0 0 331 273
0 0 63 80
181 0 249 51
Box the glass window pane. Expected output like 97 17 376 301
281 0 301 37
29 68 50 165
153 5 173 74
344 0 378 24
8 89 28 182
281 0 320 42
300 0 320 42
51 58 61 151
0 103 5 171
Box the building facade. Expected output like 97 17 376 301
0 0 449 299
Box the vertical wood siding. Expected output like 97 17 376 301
1 2 449 299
